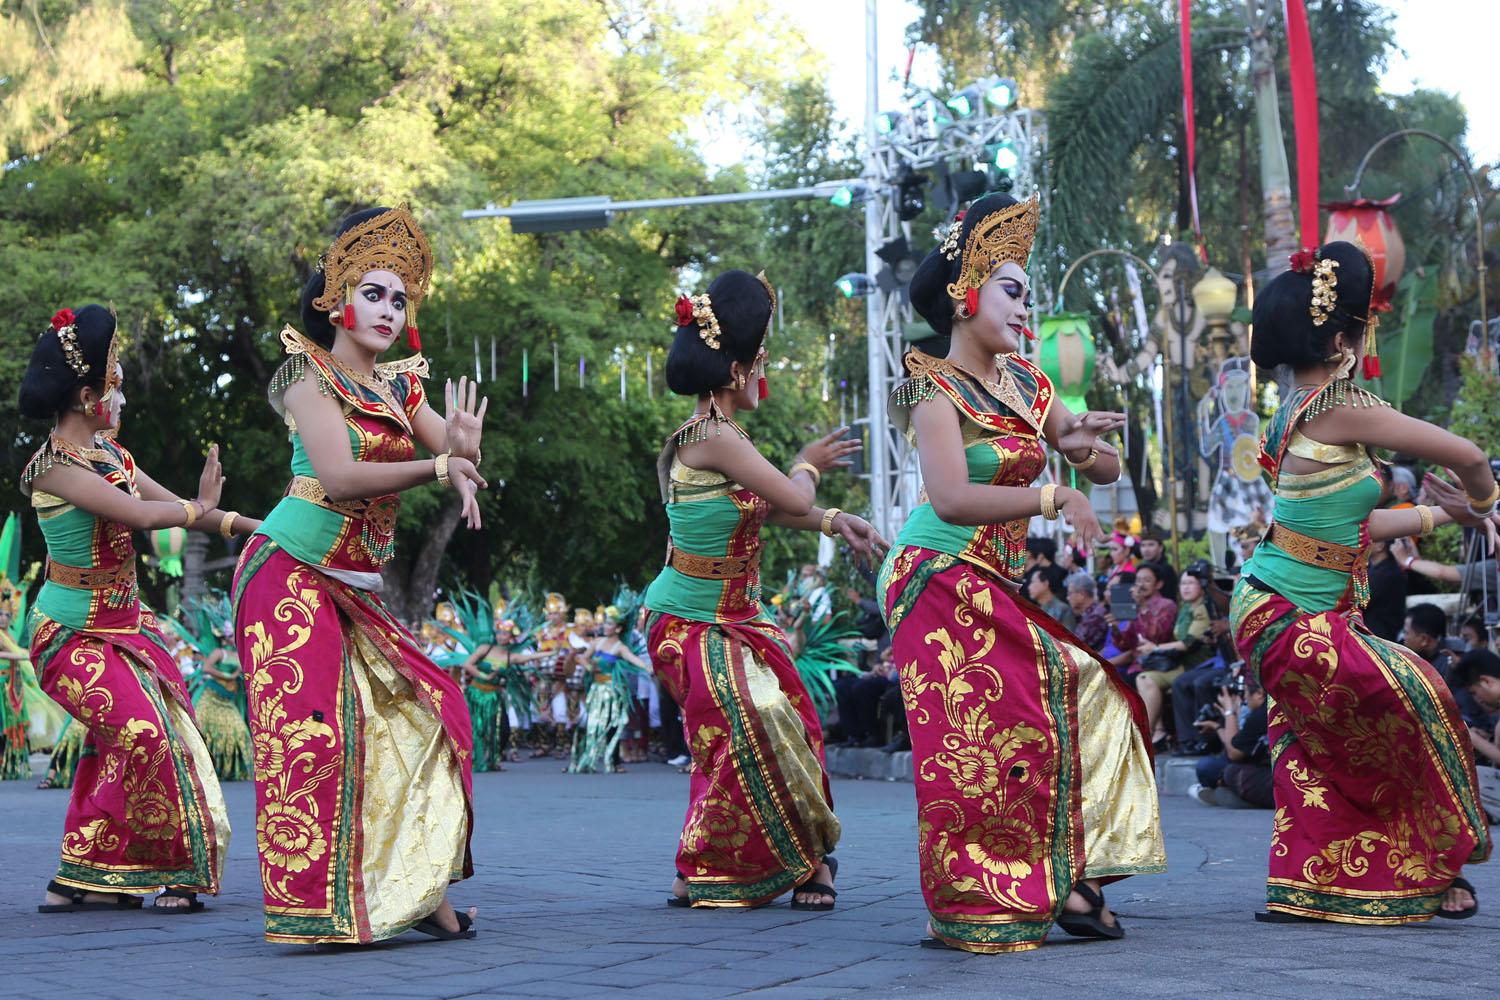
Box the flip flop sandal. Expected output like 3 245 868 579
153 888 205 913
412 910 476 940
789 856 838 912
667 870 691 908
1055 882 1123 940
1435 876 1479 920
37 880 143 913
918 936 963 950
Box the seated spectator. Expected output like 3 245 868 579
1024 535 1058 575
878 680 909 753
1138 529 1178 595
1134 563 1211 749
1459 617 1490 653
1065 573 1108 651
1100 527 1138 594
1107 563 1177 746
1444 649 1500 769
1403 602 1456 680
1058 543 1087 575
1188 674 1272 808
1169 561 1234 755
1362 538 1407 641
1027 564 1074 628
832 645 898 748
845 586 889 655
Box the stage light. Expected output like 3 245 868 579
835 273 877 298
876 110 904 134
945 85 982 118
830 182 872 207
986 77 1017 108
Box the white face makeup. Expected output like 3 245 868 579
344 268 407 356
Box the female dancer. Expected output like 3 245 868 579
1232 241 1491 922
644 268 885 910
232 205 488 944
20 304 250 912
0 601 31 779
191 608 254 782
569 605 651 774
879 193 1165 952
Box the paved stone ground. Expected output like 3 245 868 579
2 754 1494 1000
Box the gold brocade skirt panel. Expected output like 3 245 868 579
349 629 468 941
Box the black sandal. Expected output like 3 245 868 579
789 856 838 912
1435 876 1479 920
37 880 143 913
1055 881 1123 940
153 888 205 913
1254 910 1327 923
667 870 691 908
412 910 476 940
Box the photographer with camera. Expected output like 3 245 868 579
1187 671 1272 808
1168 561 1238 755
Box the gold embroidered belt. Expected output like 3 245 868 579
666 542 760 580
1265 522 1358 573
47 558 135 591
289 475 373 518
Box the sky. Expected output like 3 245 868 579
766 0 1498 168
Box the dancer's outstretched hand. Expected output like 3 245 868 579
1424 471 1500 552
831 512 890 572
800 427 860 476
196 444 224 511
444 376 489 463
446 456 488 529
1058 487 1105 551
1056 410 1125 460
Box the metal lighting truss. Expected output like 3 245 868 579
862 100 1047 539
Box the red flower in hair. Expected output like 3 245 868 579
675 294 695 326
50 308 76 330
953 210 966 223
1288 249 1317 274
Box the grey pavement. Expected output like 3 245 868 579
2 753 1494 1000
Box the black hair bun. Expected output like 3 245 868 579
1250 241 1373 370
19 304 116 419
664 269 773 396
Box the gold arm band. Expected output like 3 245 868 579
821 507 842 537
219 511 239 539
177 499 199 527
1039 483 1059 520
1064 447 1098 471
1416 504 1434 537
435 453 452 489
791 461 821 487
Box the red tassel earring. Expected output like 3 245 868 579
93 400 105 417
964 287 979 317
1023 326 1037 341
758 376 769 400
407 323 421 352
341 303 356 330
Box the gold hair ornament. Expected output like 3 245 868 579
1309 257 1340 327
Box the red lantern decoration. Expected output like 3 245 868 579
1322 195 1405 309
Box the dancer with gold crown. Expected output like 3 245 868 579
19 304 251 913
879 193 1165 953
1232 241 1491 924
529 592 582 758
644 268 887 910
570 602 651 774
231 205 488 945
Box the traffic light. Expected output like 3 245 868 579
835 273 877 298
895 165 927 221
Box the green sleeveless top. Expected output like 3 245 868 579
643 414 770 625
885 350 1054 582
22 435 142 631
1242 379 1386 613
254 327 428 582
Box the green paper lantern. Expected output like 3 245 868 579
1036 312 1096 415
152 526 186 577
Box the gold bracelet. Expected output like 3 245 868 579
219 511 239 539
1415 504 1434 537
1039 483 1060 520
820 507 842 537
1467 481 1500 509
791 461 821 487
435 453 452 489
1064 447 1099 471
177 498 199 527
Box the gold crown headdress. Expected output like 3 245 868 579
544 591 569 614
755 270 777 335
313 204 434 352
945 195 1039 302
